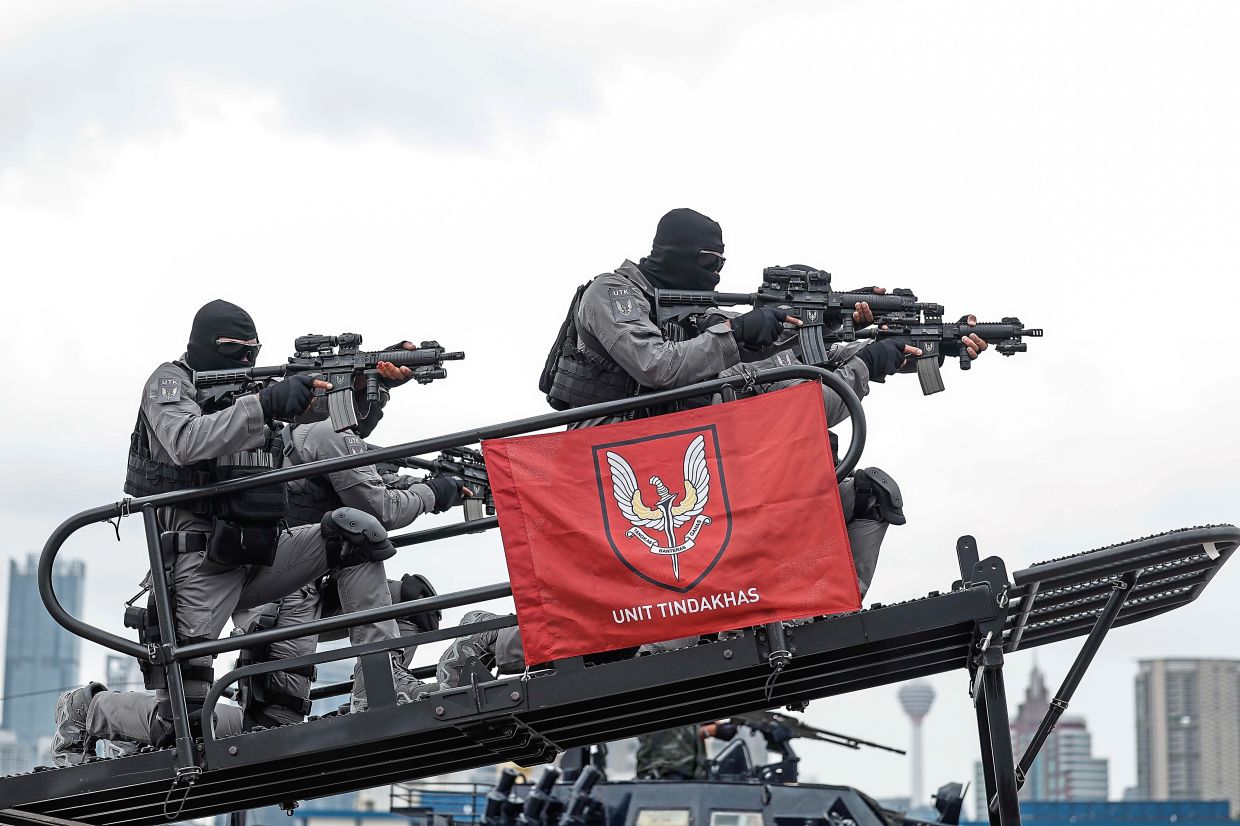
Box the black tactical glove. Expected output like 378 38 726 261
856 338 911 382
259 374 316 419
731 307 794 348
425 475 466 513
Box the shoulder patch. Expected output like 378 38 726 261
154 377 182 404
609 286 641 322
342 434 366 456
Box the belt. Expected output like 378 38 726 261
160 531 210 555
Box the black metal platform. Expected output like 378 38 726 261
2 524 1233 826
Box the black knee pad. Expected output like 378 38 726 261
321 507 397 567
399 573 441 632
854 466 906 526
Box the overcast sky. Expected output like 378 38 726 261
1 0 1238 814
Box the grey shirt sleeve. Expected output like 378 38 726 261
302 424 435 531
717 345 870 426
142 363 267 465
578 276 741 390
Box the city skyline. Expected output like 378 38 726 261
974 663 1110 818
1 554 84 774
1133 658 1240 816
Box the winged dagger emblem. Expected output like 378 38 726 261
606 435 713 581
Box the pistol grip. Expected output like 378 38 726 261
916 356 945 395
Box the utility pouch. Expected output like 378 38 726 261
207 447 286 567
214 450 288 525
207 519 279 567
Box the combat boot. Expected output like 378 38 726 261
436 610 500 689
350 654 426 713
51 682 106 767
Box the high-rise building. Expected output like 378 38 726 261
898 680 936 809
2 554 84 771
1133 658 1240 816
973 664 1109 817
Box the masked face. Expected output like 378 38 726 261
186 300 260 372
637 208 726 292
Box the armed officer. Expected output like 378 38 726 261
436 209 932 690
51 300 430 766
228 367 468 727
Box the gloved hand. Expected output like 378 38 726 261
731 307 796 348
425 475 467 513
856 338 917 382
259 374 317 419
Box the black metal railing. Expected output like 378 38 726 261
36 365 865 780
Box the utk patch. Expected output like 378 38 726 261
610 287 641 322
342 434 366 456
149 377 182 404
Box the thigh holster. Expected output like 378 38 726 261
122 531 214 691
234 602 316 720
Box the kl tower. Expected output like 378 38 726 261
898 680 936 808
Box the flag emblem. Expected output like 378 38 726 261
594 426 732 593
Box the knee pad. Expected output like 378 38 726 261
853 467 906 526
399 573 441 632
321 507 397 568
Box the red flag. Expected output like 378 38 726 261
482 382 859 664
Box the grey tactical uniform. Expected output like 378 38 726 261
284 420 436 529
570 261 740 428
90 361 402 741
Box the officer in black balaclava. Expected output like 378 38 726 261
186 299 262 371
52 300 429 766
636 207 727 292
545 207 801 426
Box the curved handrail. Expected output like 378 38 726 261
38 364 864 658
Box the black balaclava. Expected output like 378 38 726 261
186 300 259 371
637 208 725 292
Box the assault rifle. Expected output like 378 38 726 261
654 265 1040 395
855 316 1042 393
193 333 464 431
372 445 494 521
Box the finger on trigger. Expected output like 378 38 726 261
313 379 333 390
905 345 923 356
